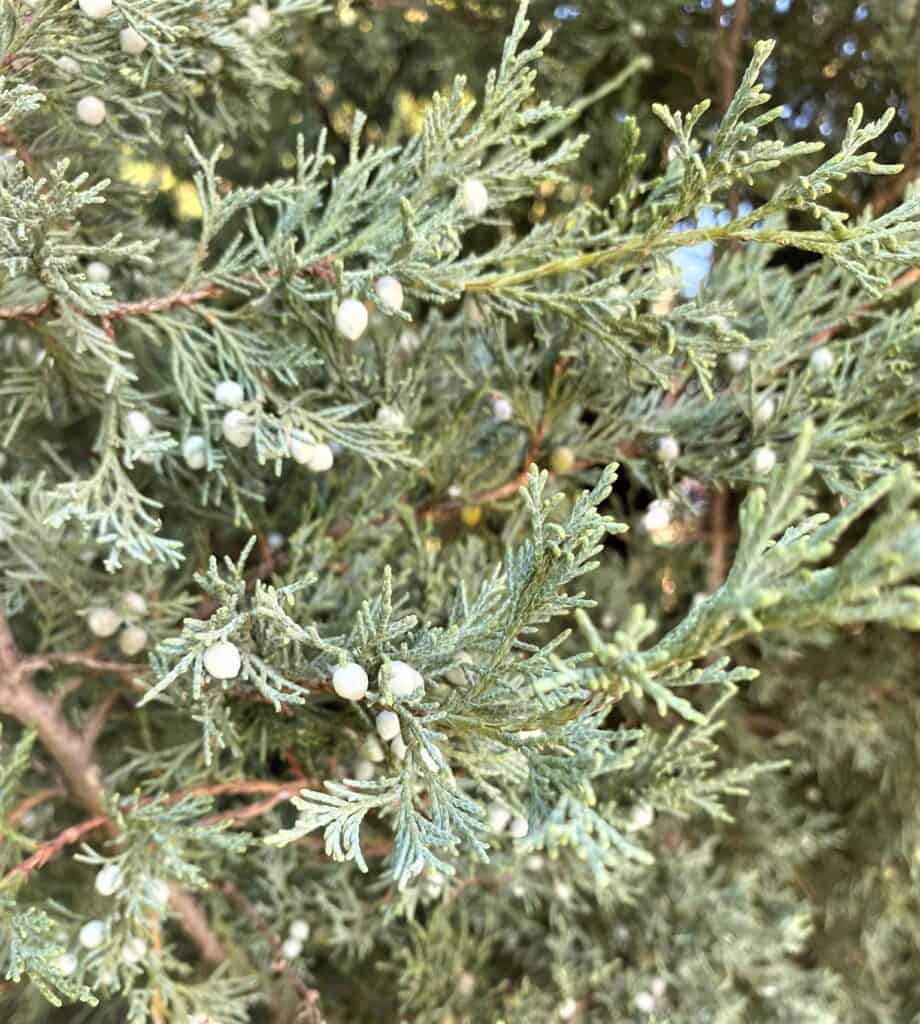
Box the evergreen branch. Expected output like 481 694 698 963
0 258 337 324
586 422 920 720
0 611 226 962
221 881 317 1006
463 217 917 294
2 779 304 883
2 900 98 1008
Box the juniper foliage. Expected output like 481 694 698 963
2 1 920 1022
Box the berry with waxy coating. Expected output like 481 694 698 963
726 349 749 374
118 625 148 656
332 662 369 701
182 435 207 469
809 346 834 372
752 445 776 475
86 261 111 283
376 710 401 741
88 607 121 638
94 863 123 896
655 435 680 463
375 276 404 311
386 660 423 698
121 591 147 616
214 380 244 408
78 0 112 18
460 178 489 217
79 920 106 949
222 410 253 448
76 96 107 125
335 299 369 341
119 27 147 54
203 640 242 680
753 397 776 426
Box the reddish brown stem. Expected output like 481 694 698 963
0 258 338 325
713 0 749 116
221 880 314 1003
201 789 294 828
2 778 306 882
4 815 109 879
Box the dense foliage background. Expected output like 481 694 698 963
2 1 920 1022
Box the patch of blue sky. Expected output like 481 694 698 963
669 203 753 296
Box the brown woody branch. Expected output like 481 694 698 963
0 656 109 820
221 881 325 1023
0 611 224 963
707 488 730 593
164 883 224 964
4 815 109 879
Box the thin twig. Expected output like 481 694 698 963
2 778 306 882
167 883 225 963
149 915 166 1024
3 815 109 879
221 880 314 1004
5 786 64 827
707 489 730 591
809 267 920 347
201 788 295 828
0 258 338 324
22 650 145 676
0 300 48 321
